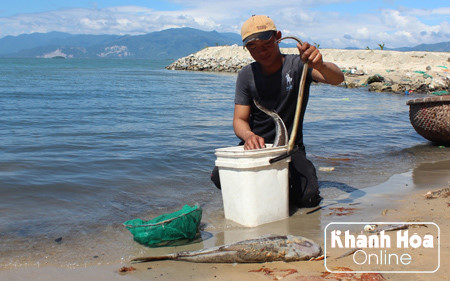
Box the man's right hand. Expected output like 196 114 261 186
233 104 266 150
244 133 266 150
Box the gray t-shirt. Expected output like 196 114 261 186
235 54 313 145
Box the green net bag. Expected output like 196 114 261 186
123 205 202 247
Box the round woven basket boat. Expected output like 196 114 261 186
406 95 450 144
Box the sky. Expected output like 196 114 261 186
0 0 449 49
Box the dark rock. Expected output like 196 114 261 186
367 74 385 84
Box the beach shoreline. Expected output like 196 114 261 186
1 49 448 280
167 46 450 95
1 159 448 281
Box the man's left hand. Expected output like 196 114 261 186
297 42 324 70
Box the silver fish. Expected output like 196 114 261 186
131 234 322 263
253 99 288 147
371 224 409 234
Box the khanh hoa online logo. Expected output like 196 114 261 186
324 222 440 273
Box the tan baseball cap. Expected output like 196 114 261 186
241 15 277 47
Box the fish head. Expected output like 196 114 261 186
287 236 322 259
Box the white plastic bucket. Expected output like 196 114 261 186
214 144 290 227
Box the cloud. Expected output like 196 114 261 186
0 6 202 36
377 8 450 47
406 6 450 17
0 1 448 48
308 5 450 49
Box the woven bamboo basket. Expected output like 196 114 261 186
406 95 450 144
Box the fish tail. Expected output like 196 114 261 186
131 254 177 263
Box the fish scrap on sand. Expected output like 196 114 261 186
131 234 322 263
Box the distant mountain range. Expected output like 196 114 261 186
0 28 243 60
0 28 448 60
345 41 450 52
392 41 450 52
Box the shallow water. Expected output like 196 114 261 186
0 58 448 268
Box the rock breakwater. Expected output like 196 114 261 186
167 46 450 95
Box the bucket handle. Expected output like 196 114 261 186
269 145 298 164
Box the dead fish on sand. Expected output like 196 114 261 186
369 224 409 234
131 234 322 263
253 99 288 147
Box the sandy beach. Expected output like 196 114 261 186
167 46 450 94
1 49 449 281
1 160 448 280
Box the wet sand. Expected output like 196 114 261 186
1 159 448 281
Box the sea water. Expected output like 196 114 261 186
0 58 448 267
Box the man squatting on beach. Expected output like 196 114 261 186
211 15 344 207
